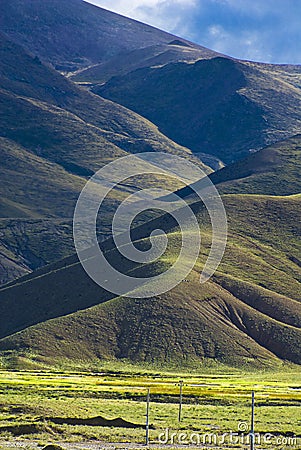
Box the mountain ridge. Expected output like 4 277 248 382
95 57 301 164
0 0 218 71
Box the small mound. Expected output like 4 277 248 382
42 445 64 450
0 423 42 435
168 39 191 47
48 415 146 428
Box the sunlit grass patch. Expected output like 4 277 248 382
0 366 300 446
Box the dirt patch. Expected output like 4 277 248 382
0 423 43 436
42 445 64 450
47 416 149 429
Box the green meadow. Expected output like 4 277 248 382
0 363 300 448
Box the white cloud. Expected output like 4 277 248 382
85 0 301 63
87 0 196 20
87 0 156 17
206 26 270 62
86 0 198 36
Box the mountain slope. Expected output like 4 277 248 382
0 33 206 172
0 32 211 284
0 137 84 218
2 0 300 169
0 192 300 368
72 40 220 84
95 57 301 164
210 134 301 195
0 0 215 72
176 135 301 199
0 218 75 286
0 277 291 368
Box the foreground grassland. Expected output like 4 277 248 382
0 364 300 448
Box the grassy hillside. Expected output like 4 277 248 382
1 123 300 366
216 195 300 300
0 137 85 218
95 57 301 164
0 33 210 284
209 135 301 195
0 192 300 368
0 279 283 367
175 134 301 199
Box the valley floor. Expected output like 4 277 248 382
0 364 300 449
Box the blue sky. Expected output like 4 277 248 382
86 0 301 64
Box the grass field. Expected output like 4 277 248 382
0 363 300 449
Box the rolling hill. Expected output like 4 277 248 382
0 188 300 368
95 57 301 164
211 134 301 195
176 134 301 199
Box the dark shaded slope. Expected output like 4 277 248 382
72 41 220 84
95 57 263 164
0 0 212 71
0 251 113 340
0 33 204 169
95 57 301 164
0 218 74 285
